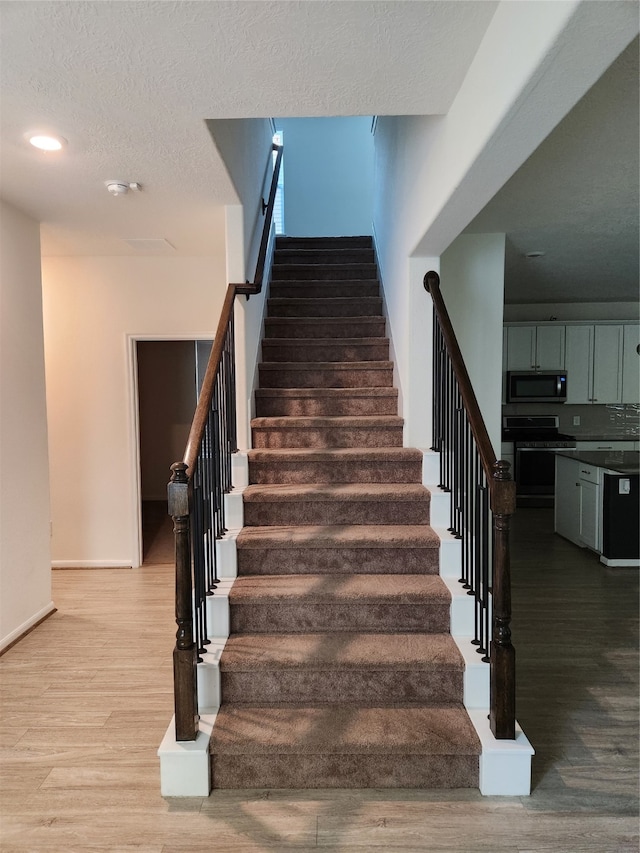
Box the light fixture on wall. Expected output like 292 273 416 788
104 181 142 196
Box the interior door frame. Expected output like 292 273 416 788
126 333 213 568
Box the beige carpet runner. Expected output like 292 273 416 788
210 236 480 788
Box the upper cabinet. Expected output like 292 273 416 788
565 325 623 404
506 325 565 371
504 321 639 406
622 325 640 404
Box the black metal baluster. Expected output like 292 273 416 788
191 462 205 661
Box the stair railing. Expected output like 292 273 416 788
168 142 283 741
424 271 516 740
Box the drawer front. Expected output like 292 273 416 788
579 464 599 484
576 441 635 451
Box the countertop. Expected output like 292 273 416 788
572 435 638 442
555 449 640 475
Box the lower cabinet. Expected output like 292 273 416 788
555 456 581 545
555 455 601 551
579 479 600 552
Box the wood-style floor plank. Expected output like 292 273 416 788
0 508 637 852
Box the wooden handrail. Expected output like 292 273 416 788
169 139 283 741
184 142 284 474
424 271 498 492
183 283 237 475
425 270 516 740
236 143 283 297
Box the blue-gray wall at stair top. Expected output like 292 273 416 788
276 117 374 237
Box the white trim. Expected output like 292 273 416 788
126 334 143 569
468 710 535 796
158 713 216 797
0 602 56 653
52 561 132 569
126 332 216 569
600 556 639 567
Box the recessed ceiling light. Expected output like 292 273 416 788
28 134 66 151
524 251 545 259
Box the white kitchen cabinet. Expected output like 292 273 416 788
579 480 600 551
575 441 636 452
564 325 593 403
536 326 566 370
593 325 623 404
555 455 581 545
564 324 623 404
622 324 640 404
506 325 565 371
555 455 602 552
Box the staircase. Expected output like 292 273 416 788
209 236 481 789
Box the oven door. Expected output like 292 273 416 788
515 446 557 499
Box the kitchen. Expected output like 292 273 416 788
501 319 639 567
461 41 639 568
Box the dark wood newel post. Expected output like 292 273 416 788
490 460 516 739
168 462 199 741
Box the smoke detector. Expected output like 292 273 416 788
105 181 142 196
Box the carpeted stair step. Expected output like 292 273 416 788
264 316 386 339
276 236 372 250
258 362 393 389
248 448 422 484
274 248 375 265
251 415 403 449
236 524 441 575
220 631 463 705
242 483 430 526
254 387 399 417
228 574 450 634
262 338 389 363
210 705 480 789
268 296 383 317
270 280 380 299
271 263 378 281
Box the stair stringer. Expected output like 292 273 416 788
422 448 534 796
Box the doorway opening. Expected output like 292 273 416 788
136 339 211 564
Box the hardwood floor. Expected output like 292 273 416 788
1 508 637 852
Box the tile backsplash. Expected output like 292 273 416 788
502 403 640 438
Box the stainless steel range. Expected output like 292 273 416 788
502 416 576 506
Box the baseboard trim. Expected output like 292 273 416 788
600 556 639 567
0 602 57 655
52 561 133 569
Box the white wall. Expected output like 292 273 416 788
41 256 226 567
372 1 637 448
440 234 506 455
207 119 276 279
276 117 374 237
0 201 53 650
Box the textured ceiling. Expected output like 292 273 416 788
0 0 496 257
466 38 639 305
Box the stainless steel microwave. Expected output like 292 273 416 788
507 371 568 403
